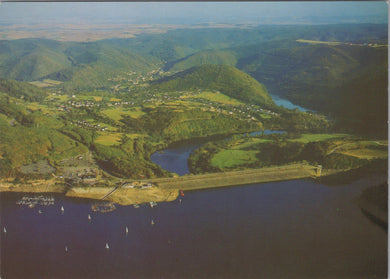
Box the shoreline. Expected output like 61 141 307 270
0 164 338 205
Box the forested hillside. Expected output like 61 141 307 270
0 39 160 90
0 23 387 137
152 65 274 108
0 78 48 101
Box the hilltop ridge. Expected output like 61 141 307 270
152 64 275 108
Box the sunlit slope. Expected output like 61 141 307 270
0 39 159 89
165 50 238 72
153 65 274 108
0 80 87 177
0 39 71 81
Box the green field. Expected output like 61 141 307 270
95 132 123 146
335 141 388 159
290 133 349 143
26 103 54 115
196 91 245 105
340 148 388 159
29 79 63 88
102 107 145 121
231 138 270 150
211 149 259 168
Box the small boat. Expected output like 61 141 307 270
151 219 155 226
88 214 91 221
3 227 6 233
61 206 64 212
105 243 110 249
38 210 43 214
133 204 140 209
65 246 68 252
125 226 129 234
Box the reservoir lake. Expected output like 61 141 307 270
1 96 386 279
1 177 386 279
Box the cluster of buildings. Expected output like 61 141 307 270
108 68 165 90
64 168 99 185
71 120 108 131
121 181 153 189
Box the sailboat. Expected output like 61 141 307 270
151 219 155 226
88 214 91 221
61 206 64 213
3 227 6 233
125 226 129 234
105 243 110 249
65 246 69 252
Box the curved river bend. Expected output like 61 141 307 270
150 92 309 175
150 130 285 175
1 96 386 279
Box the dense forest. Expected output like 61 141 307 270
0 23 387 179
0 24 386 137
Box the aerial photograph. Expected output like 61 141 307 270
0 1 388 278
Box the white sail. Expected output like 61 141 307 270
105 243 109 249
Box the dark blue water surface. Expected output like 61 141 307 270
150 142 202 175
270 93 310 112
150 130 286 175
1 177 387 279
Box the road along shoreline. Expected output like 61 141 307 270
1 164 336 205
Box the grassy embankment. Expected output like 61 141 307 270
151 163 323 191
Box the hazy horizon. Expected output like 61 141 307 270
0 1 388 26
